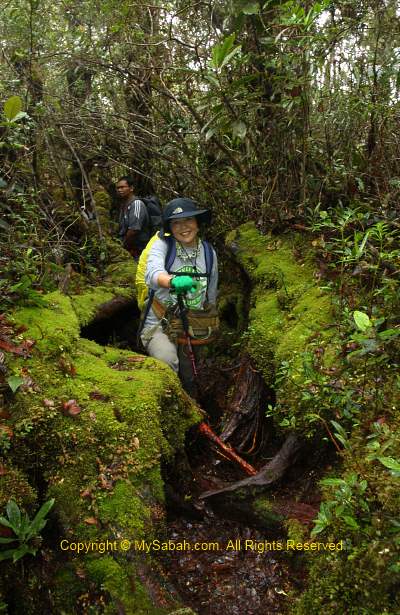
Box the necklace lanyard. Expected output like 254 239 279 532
176 241 200 271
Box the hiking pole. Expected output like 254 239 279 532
172 281 257 476
176 292 198 378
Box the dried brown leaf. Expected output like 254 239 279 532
89 390 110 401
0 424 13 438
98 473 113 490
80 488 92 499
62 399 82 417
126 356 145 363
84 517 99 526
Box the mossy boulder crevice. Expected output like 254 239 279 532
2 289 201 613
226 222 339 434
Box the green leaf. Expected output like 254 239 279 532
378 457 400 472
0 516 13 530
28 498 55 536
241 1 260 14
378 328 400 341
12 111 28 122
18 512 32 541
310 522 325 536
4 96 23 122
353 310 372 332
6 500 21 531
12 543 35 563
232 120 247 139
219 45 241 70
320 478 345 487
356 229 370 257
0 537 16 544
205 128 215 141
0 549 18 561
211 33 237 69
359 480 368 493
343 515 359 530
330 420 347 438
204 73 220 87
7 376 24 393
335 504 345 516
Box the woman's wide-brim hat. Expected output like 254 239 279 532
162 197 211 233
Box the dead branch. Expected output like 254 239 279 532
200 433 303 499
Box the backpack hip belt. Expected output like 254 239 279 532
152 297 219 345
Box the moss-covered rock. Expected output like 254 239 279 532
2 288 200 613
226 223 400 614
226 222 339 434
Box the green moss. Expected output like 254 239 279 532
104 258 137 286
0 466 37 512
94 190 112 213
294 548 399 615
293 418 400 614
72 283 133 327
86 556 166 615
16 291 79 355
228 223 339 434
253 495 284 526
285 518 306 544
51 566 87 613
6 276 200 612
98 481 150 535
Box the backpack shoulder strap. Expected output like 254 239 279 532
202 240 214 278
164 236 177 272
164 237 214 276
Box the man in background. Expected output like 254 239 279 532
116 176 150 259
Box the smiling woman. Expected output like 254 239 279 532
170 217 199 248
139 198 218 398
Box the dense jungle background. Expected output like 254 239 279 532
0 0 399 613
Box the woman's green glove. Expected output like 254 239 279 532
170 275 198 294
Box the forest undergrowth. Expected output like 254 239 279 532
1 0 400 611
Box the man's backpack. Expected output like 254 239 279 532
135 234 214 338
140 196 162 235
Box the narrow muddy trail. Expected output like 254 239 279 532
157 405 326 615
80 256 331 615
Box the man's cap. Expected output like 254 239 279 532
162 198 211 233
